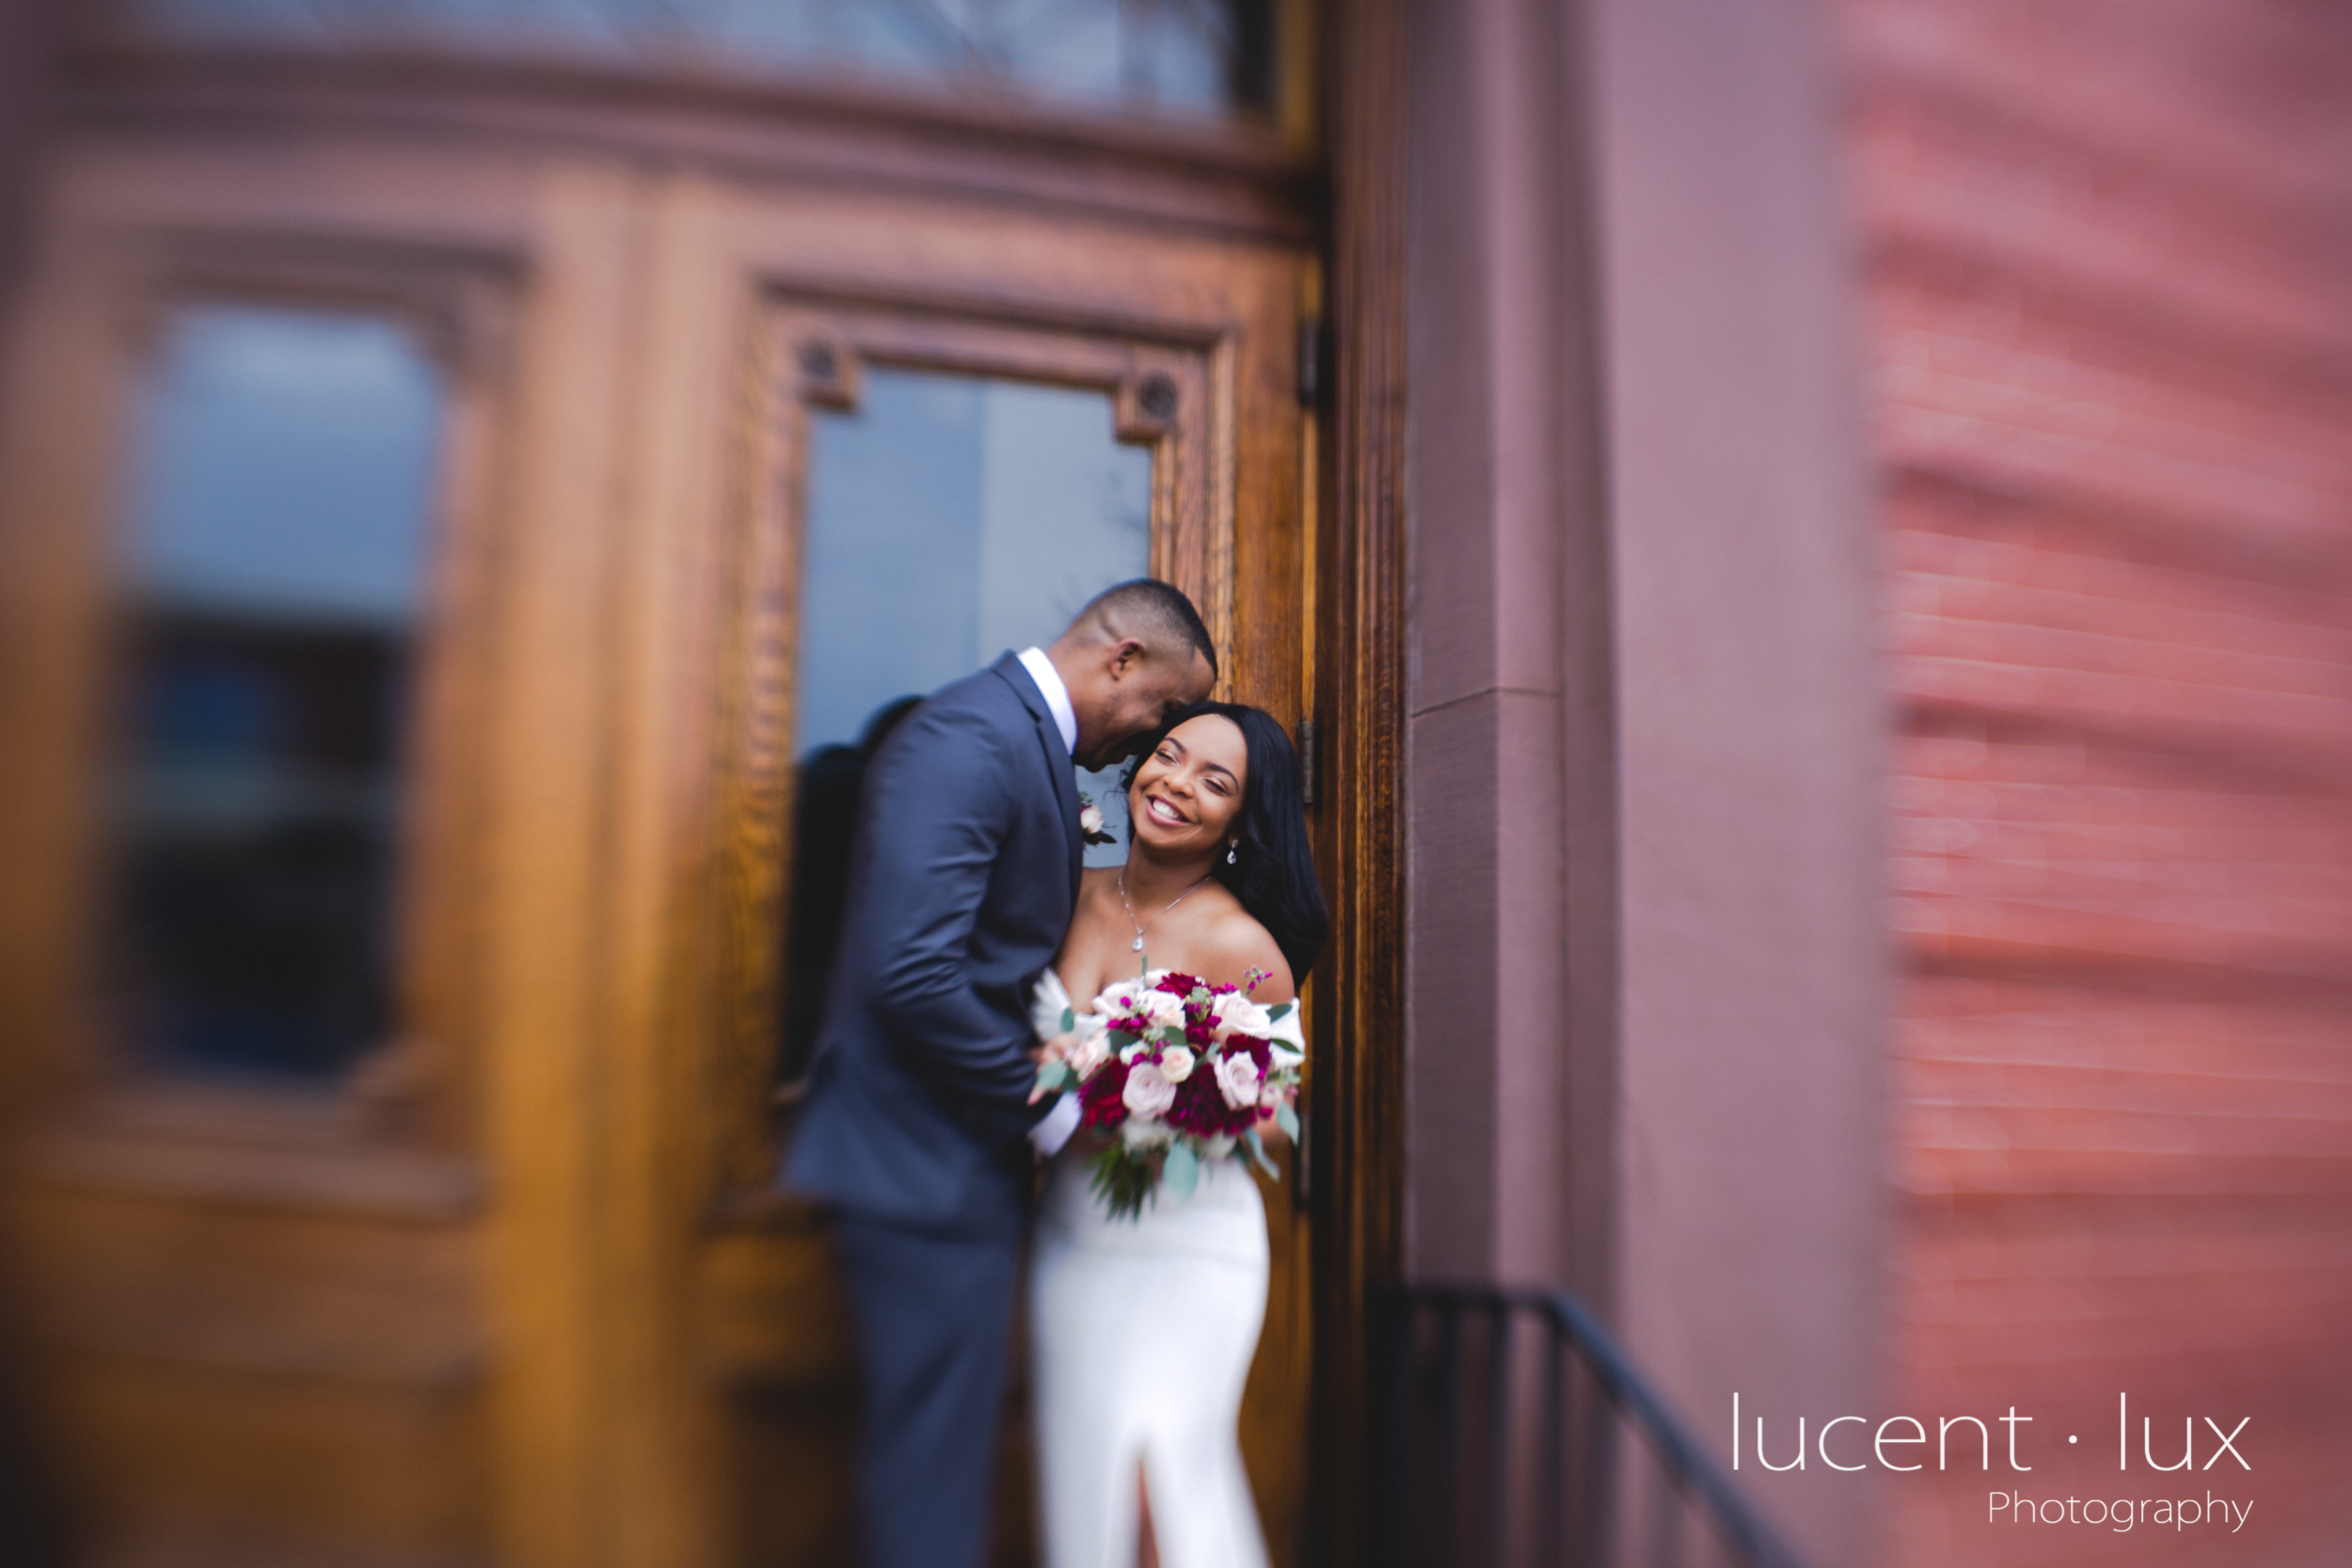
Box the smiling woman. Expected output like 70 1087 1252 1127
1027 698 1322 1567
1129 704 1327 989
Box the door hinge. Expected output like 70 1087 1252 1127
1296 315 1323 409
1293 1108 1311 1211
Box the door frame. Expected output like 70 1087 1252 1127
1308 1 1410 1559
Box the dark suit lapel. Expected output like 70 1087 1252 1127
992 653 1085 901
1049 734 1083 903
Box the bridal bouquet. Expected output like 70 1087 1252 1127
1034 969 1303 1219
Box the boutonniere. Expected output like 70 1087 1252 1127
1078 792 1117 847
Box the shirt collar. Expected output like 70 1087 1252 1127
1017 646 1079 757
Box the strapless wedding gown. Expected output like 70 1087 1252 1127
1027 971 1306 1568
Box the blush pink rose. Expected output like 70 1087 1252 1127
1122 1061 1177 1120
1213 1052 1264 1111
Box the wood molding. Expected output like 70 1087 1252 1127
474 163 641 1568
709 292 1239 1209
1311 0 1410 1559
55 48 1323 245
0 219 522 1155
13 1120 484 1221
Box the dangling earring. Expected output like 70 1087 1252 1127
1227 843 1239 865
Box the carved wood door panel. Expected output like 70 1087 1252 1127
0 153 536 1568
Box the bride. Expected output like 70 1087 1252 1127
1028 702 1327 1568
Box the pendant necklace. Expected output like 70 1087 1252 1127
1117 867 1212 967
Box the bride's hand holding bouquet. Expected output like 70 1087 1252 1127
1032 966 1302 1219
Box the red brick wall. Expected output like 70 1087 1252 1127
1842 1 2352 1560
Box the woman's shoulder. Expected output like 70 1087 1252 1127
1189 897 1295 1004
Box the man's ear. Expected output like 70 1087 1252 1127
1107 637 1149 678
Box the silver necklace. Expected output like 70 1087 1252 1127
1116 868 1212 958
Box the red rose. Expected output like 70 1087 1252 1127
1081 1058 1132 1128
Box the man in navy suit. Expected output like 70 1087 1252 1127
784 578 1216 1568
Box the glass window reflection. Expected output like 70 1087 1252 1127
103 304 443 1083
110 0 1277 119
782 370 1152 1081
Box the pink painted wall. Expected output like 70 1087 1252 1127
1403 0 1888 1560
1587 0 1889 1559
1404 0 1586 1294
1842 1 2352 1561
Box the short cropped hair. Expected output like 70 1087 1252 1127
1075 578 1217 679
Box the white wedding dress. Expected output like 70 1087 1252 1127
1027 970 1306 1568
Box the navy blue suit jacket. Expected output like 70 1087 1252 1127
781 653 1082 1242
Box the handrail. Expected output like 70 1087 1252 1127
1374 1281 1813 1568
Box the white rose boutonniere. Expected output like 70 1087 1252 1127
1078 791 1117 847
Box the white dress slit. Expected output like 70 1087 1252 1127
1028 971 1297 1568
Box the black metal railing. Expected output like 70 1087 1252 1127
1372 1284 1810 1568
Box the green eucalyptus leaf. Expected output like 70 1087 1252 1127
1059 1006 1076 1035
1036 1061 1072 1092
1164 1142 1200 1200
1266 1002 1294 1023
1275 1102 1300 1142
1088 1145 1156 1221
1245 1129 1281 1180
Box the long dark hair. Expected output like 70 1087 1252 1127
1129 702 1328 984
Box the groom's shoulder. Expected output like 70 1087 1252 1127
914 662 1026 732
879 667 1027 767
931 658 1016 708
930 657 1047 731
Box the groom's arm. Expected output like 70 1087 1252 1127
857 702 1047 1146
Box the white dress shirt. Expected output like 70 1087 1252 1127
1017 644 1078 757
1016 645 1085 1157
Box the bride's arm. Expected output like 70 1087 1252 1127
1188 908 1297 1007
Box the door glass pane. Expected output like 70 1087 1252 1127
102 303 444 1083
783 369 1152 1079
105 0 1278 119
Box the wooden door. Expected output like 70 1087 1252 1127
0 154 533 1568
0 128 1318 1568
614 178 1318 1567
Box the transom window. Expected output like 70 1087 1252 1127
100 0 1280 119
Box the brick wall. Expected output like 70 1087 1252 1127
1842 0 2352 1560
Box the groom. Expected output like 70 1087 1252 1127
784 578 1216 1568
